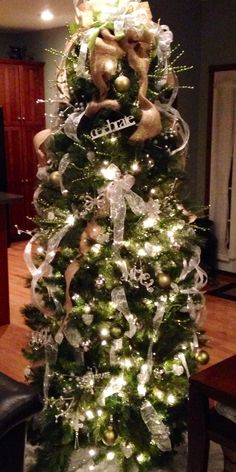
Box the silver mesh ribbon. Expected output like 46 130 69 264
140 400 171 451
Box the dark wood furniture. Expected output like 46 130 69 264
0 59 45 240
0 372 43 472
187 355 236 472
0 192 22 325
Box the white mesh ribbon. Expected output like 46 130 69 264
140 400 172 451
98 374 126 405
105 164 146 246
110 338 123 365
111 286 137 338
64 111 85 142
177 246 208 289
24 224 73 317
158 105 190 157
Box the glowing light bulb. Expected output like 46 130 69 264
107 451 115 461
137 453 146 463
137 384 146 397
131 161 141 173
100 327 109 338
137 248 146 257
91 243 101 254
89 449 96 457
36 246 44 254
143 217 156 228
121 358 133 368
84 304 91 313
101 165 119 180
66 214 76 226
110 134 117 143
86 410 94 420
167 393 177 405
97 409 103 416
40 9 54 21
154 388 165 401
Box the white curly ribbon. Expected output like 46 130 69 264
140 400 172 451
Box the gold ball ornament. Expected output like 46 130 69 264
49 171 60 186
102 425 118 446
156 272 171 289
110 325 123 339
194 349 210 365
114 75 131 93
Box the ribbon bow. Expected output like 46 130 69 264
105 164 146 246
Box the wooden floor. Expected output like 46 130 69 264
0 241 236 382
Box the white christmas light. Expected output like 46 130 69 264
131 161 141 173
137 384 146 397
143 216 156 228
153 388 165 401
137 453 146 463
120 358 133 369
89 449 96 457
40 9 54 22
66 214 76 226
137 248 147 257
107 451 115 461
36 246 44 254
86 410 94 420
166 393 177 405
84 304 91 313
101 340 108 346
101 165 119 180
100 327 109 338
110 135 117 143
91 244 102 254
97 409 103 416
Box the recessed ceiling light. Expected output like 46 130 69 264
40 9 54 22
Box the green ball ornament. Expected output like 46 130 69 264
49 171 60 186
114 75 131 93
102 425 118 446
195 349 210 365
156 272 171 289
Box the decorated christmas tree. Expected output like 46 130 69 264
23 1 208 471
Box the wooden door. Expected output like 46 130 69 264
0 60 45 239
19 63 45 127
0 63 21 126
4 127 26 238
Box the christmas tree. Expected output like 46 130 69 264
23 1 208 471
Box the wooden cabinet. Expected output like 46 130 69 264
0 59 45 240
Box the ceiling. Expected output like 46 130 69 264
0 0 75 31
